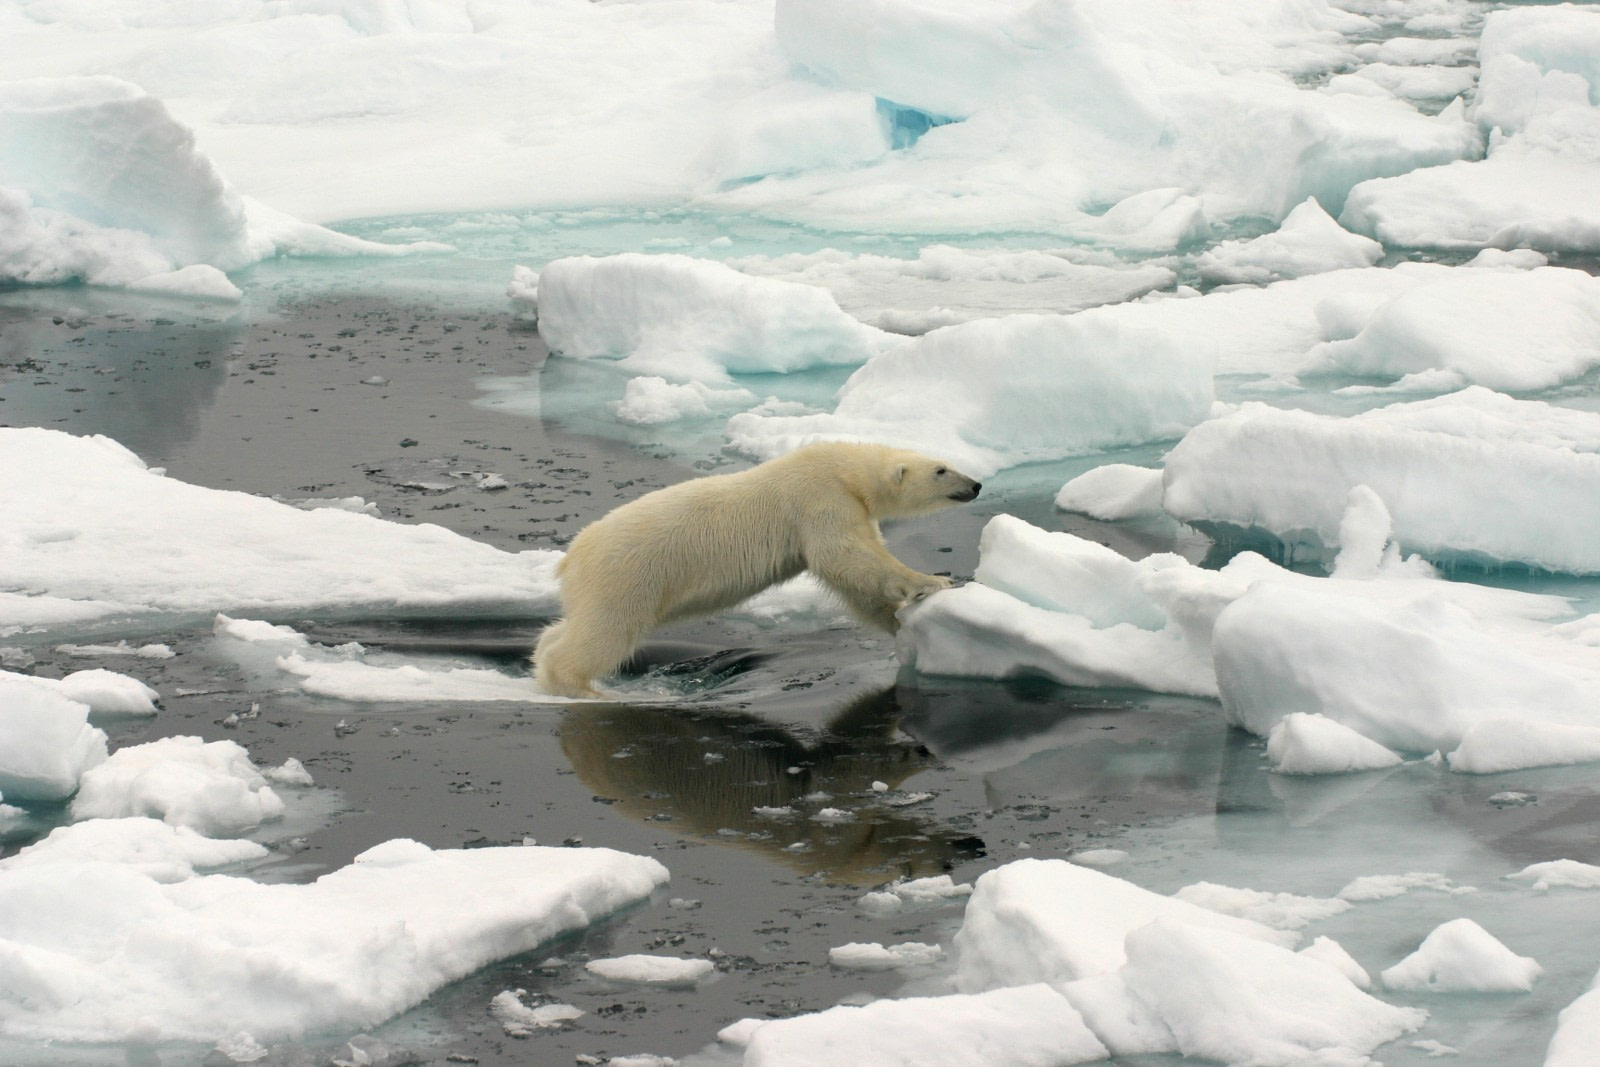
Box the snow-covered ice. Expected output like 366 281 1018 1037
68 735 286 837
827 941 944 971
1380 918 1543 994
0 673 108 802
1 429 560 633
585 954 716 988
0 836 668 1043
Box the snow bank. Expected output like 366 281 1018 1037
1196 198 1382 285
535 254 896 385
1546 966 1600 1067
1380 918 1542 993
1342 6 1600 253
0 837 668 1043
0 429 560 631
1163 390 1600 572
952 858 1295 993
0 77 444 298
741 983 1108 1067
0 673 108 801
728 308 1215 478
68 736 286 837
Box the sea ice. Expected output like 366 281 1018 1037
1163 390 1600 572
68 735 287 837
1053 465 1165 522
740 983 1108 1067
0 818 268 884
1506 860 1600 892
1380 917 1543 993
1172 881 1352 931
0 429 560 632
0 674 108 802
827 941 944 971
952 858 1295 994
1195 198 1383 285
1546 966 1600 1067
0 837 669 1043
728 307 1215 478
1265 712 1405 775
1298 935 1373 990
3 667 158 716
535 253 896 385
584 954 715 987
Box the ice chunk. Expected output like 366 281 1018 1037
729 307 1215 479
68 736 286 837
827 941 944 971
535 253 896 385
0 673 108 802
0 666 158 716
953 858 1295 994
1163 391 1600 573
1338 872 1460 902
1173 881 1352 930
1380 918 1542 993
1266 713 1404 775
1298 935 1372 989
585 954 715 987
1299 267 1600 392
0 429 560 630
0 818 268 883
488 990 583 1035
1506 859 1600 892
1060 919 1427 1065
0 838 668 1042
612 377 758 427
1054 464 1164 522
742 983 1108 1067
0 77 443 296
1447 721 1600 774
1546 966 1600 1067
1196 198 1383 285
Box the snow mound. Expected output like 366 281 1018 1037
1054 465 1164 522
585 954 715 987
2 667 158 716
1506 859 1600 892
536 253 896 385
0 837 668 1043
1163 389 1600 573
728 308 1215 479
1380 918 1542 993
0 429 560 631
1298 935 1372 990
68 736 285 837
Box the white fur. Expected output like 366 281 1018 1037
533 442 980 697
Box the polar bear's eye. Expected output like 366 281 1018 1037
935 466 947 476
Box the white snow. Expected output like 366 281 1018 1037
0 818 268 884
68 735 286 837
827 941 944 971
3 667 158 716
0 836 668 1043
1298 935 1373 990
1163 390 1600 573
0 429 560 632
584 954 715 987
535 253 896 385
1380 918 1543 993
488 990 583 1036
1172 881 1352 931
613 377 758 427
1546 966 1600 1067
740 983 1109 1067
1338 872 1463 903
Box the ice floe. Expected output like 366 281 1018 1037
0 835 668 1043
1 429 560 633
1380 918 1543 993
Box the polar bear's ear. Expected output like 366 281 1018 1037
893 463 909 485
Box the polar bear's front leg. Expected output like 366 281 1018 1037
805 528 953 633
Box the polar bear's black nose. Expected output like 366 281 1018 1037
950 481 981 502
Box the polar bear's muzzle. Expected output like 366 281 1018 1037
948 480 981 502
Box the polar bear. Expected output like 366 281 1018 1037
533 442 981 697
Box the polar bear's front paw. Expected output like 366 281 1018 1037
896 573 955 607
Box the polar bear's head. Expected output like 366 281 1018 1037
879 448 982 519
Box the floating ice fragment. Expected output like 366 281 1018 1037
69 736 286 837
1054 464 1164 522
1381 918 1542 993
489 990 583 1036
1174 881 1352 930
1298 935 1372 989
1266 713 1404 775
585 954 715 987
827 941 944 971
1070 849 1129 868
1506 859 1600 891
1338 872 1458 902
